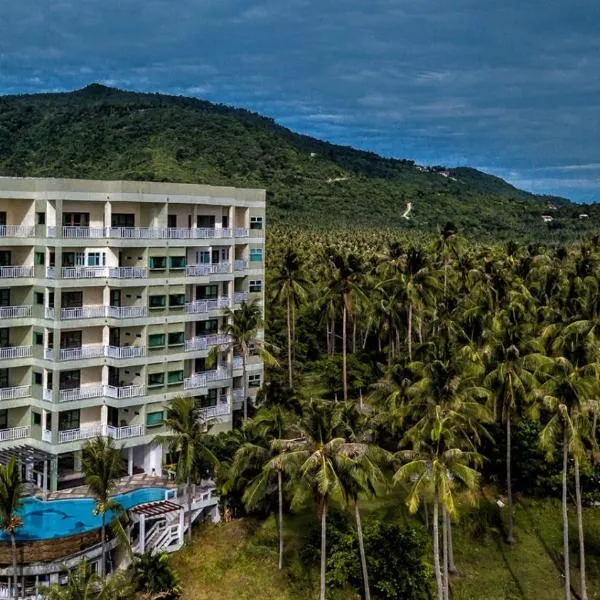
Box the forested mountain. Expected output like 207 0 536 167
0 83 597 240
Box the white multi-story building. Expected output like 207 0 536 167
0 177 265 491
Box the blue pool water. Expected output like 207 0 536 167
2 487 169 541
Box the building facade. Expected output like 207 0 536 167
0 177 265 491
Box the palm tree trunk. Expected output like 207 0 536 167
506 412 514 544
242 352 248 422
320 498 328 600
448 515 457 575
286 293 293 389
342 302 348 402
433 488 443 600
562 426 571 600
352 319 357 354
187 476 193 543
331 317 336 355
442 507 449 600
423 499 429 530
278 470 284 570
574 458 588 600
326 322 331 356
354 501 370 600
408 302 413 361
100 513 106 577
10 532 17 600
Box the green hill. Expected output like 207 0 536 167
0 83 596 240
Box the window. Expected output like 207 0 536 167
167 214 177 228
197 215 215 228
197 251 210 264
0 212 5 226
0 369 8 388
35 252 45 266
168 331 184 346
169 294 186 308
58 410 80 431
249 374 261 388
148 372 165 387
32 412 42 426
250 248 263 262
61 292 82 308
148 333 166 348
250 216 263 230
167 370 184 385
111 214 135 228
87 252 105 267
63 213 89 227
196 319 218 335
149 256 167 270
59 370 80 390
36 212 46 225
61 331 82 349
249 280 262 293
0 251 11 267
0 290 9 307
169 256 186 269
196 285 218 300
34 332 43 345
149 295 166 309
0 409 7 430
33 372 43 386
146 411 164 427
0 329 8 348
34 292 44 305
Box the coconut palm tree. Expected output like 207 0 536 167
154 397 218 543
82 436 126 578
270 248 309 389
131 551 181 599
0 457 23 600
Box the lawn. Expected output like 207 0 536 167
171 493 600 600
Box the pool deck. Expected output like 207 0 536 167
45 473 177 500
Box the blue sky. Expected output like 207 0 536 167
2 0 600 202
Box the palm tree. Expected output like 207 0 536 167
271 248 309 388
82 436 125 577
131 551 181 599
154 396 218 543
0 457 23 600
211 300 276 422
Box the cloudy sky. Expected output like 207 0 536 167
2 0 599 202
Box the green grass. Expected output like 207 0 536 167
171 493 600 599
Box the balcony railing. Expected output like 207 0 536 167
58 385 104 403
106 227 165 239
185 297 230 314
0 225 35 237
232 388 246 409
62 226 105 239
42 429 52 443
235 228 249 238
45 345 105 361
46 267 56 279
104 384 145 399
108 267 148 279
106 345 146 359
61 305 106 320
166 227 233 239
0 385 30 401
185 334 231 352
232 356 243 370
0 345 32 360
234 292 248 305
0 305 32 319
58 424 103 444
44 307 55 320
42 388 52 402
199 402 230 420
185 262 232 277
0 266 33 278
61 266 108 279
0 426 30 442
107 424 145 440
107 305 148 319
184 367 229 391
234 260 248 271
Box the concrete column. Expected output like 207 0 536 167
43 460 48 493
128 447 133 476
49 457 58 493
178 508 184 543
101 365 109 387
74 450 82 474
104 200 111 230
139 514 146 554
100 404 108 428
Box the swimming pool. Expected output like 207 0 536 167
1 487 170 541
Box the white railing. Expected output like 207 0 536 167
233 388 246 403
108 267 148 279
235 228 249 238
62 226 105 238
47 226 57 237
42 429 52 443
104 384 145 399
107 305 148 319
0 305 32 319
44 307 55 319
184 373 206 390
42 388 52 402
61 305 106 320
55 345 105 361
0 266 33 278
0 345 32 359
107 424 145 440
58 424 103 443
45 266 56 279
107 227 165 239
0 426 30 442
234 291 248 304
167 227 232 239
0 385 30 401
199 402 230 420
185 334 231 352
59 385 104 403
232 356 243 370
234 259 247 271
106 345 146 359
185 262 231 276
185 297 230 314
61 266 108 279
185 367 230 390
0 225 35 237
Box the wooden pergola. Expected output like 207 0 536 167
0 445 54 492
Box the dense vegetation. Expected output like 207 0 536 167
1 84 599 240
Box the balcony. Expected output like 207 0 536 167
58 424 103 444
234 292 249 305
185 297 230 314
185 262 232 277
232 356 243 370
0 225 35 237
184 367 230 391
62 226 105 239
107 305 148 319
45 345 105 362
0 426 30 443
106 345 146 359
107 424 145 440
0 345 32 360
104 384 145 399
232 388 246 410
106 227 165 239
185 334 231 352
0 385 31 401
61 305 106 320
61 266 108 279
234 260 248 271
167 227 233 239
235 228 249 238
0 305 32 319
58 385 104 403
199 402 230 420
0 266 33 278
108 267 148 279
